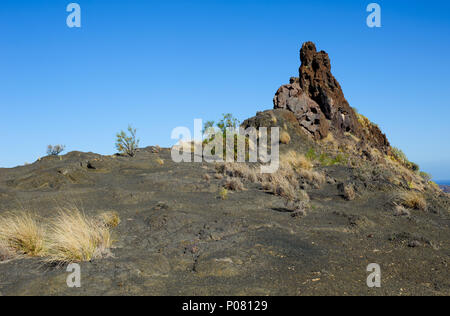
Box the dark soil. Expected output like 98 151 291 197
0 148 449 296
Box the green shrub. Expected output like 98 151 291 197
305 148 317 161
391 147 420 172
203 114 243 161
116 125 140 157
391 147 408 164
47 145 66 156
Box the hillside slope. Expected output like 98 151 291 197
0 42 449 296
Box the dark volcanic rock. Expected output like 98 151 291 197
274 77 329 139
273 42 391 155
299 42 361 137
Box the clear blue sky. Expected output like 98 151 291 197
1 0 449 180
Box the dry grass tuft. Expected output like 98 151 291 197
0 212 45 257
280 131 291 144
338 183 356 201
45 208 113 264
393 191 427 211
97 211 121 228
156 158 165 166
298 169 326 188
393 204 411 217
281 151 313 170
216 163 257 183
224 177 245 191
260 164 298 201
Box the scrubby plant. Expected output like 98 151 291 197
116 125 140 157
305 148 317 161
419 171 432 183
0 212 45 257
390 147 420 172
219 188 229 200
203 114 248 161
47 145 66 156
391 147 408 164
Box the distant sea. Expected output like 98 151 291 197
436 180 450 186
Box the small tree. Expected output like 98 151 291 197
116 125 140 157
203 114 242 160
47 145 66 156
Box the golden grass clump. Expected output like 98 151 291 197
297 168 326 188
97 211 121 228
393 191 427 211
280 131 291 144
216 163 257 183
224 177 245 191
272 177 297 201
0 212 45 257
281 151 313 170
156 158 165 165
45 208 113 264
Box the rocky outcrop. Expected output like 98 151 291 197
274 78 329 139
273 42 391 155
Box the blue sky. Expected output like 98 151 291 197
1 0 449 180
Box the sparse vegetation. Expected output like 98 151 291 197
281 151 312 170
116 125 140 157
47 145 66 156
216 163 257 182
224 177 245 191
393 191 427 211
45 208 113 264
419 171 432 183
203 114 250 161
0 212 45 257
390 147 420 172
97 211 121 228
156 158 165 166
338 183 356 201
306 148 317 161
0 240 14 262
0 209 118 264
280 131 291 144
393 204 411 217
219 187 228 200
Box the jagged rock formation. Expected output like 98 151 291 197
274 77 329 139
274 42 391 155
